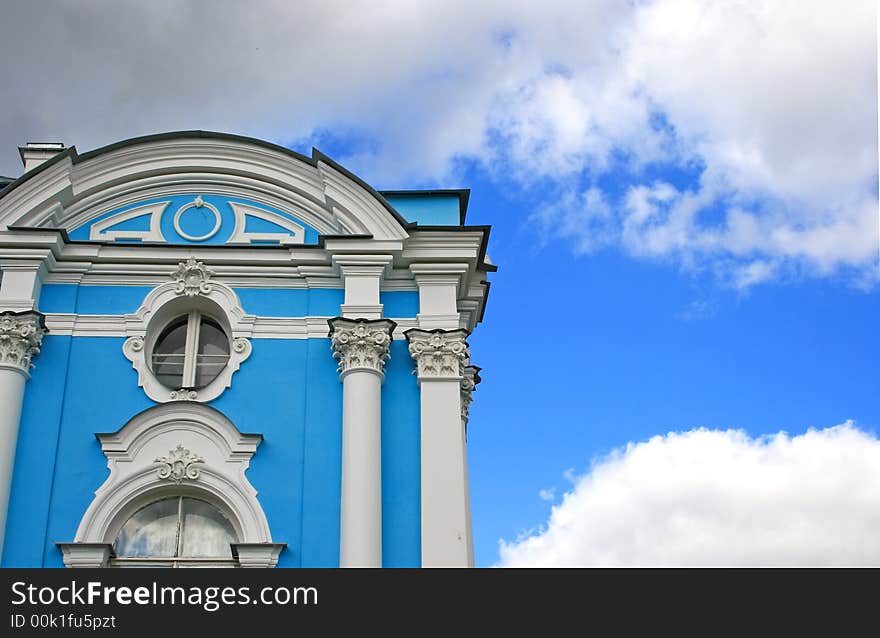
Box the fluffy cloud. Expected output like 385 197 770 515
1 1 875 285
499 422 880 566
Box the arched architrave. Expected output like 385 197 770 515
0 131 411 242
58 403 284 568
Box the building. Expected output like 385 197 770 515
0 132 494 568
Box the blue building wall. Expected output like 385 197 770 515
68 195 322 245
2 283 422 568
384 194 461 226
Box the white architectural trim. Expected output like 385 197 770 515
173 196 222 242
0 257 49 312
232 543 287 568
0 310 47 379
228 201 305 245
56 543 114 568
0 135 409 241
121 259 252 403
66 403 276 566
89 201 169 242
332 254 392 320
43 313 419 339
329 317 396 379
410 263 468 330
460 365 481 428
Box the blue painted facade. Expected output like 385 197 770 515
0 135 491 570
2 283 422 567
383 193 463 226
69 194 322 245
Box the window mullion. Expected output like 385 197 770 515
175 496 184 559
182 312 200 387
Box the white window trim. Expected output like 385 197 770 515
58 403 284 568
122 259 253 403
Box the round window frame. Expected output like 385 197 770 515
121 264 252 403
147 308 233 391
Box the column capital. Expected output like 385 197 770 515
329 317 397 378
460 365 482 426
0 310 47 378
405 328 470 380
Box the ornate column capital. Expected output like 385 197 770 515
404 328 471 380
0 310 48 378
460 365 482 426
328 317 397 378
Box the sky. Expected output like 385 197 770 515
1 0 878 566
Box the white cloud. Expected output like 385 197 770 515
0 1 875 286
538 488 557 502
499 422 880 566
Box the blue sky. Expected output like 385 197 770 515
464 169 879 564
1 0 878 565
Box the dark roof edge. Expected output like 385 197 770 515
309 149 415 232
378 189 471 225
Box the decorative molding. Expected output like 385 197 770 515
172 257 214 297
42 313 420 340
155 444 204 482
0 310 47 378
172 196 222 242
88 201 169 242
68 403 275 556
405 328 470 380
56 543 115 568
229 201 305 245
460 365 481 426
121 259 252 403
232 543 287 568
328 317 396 378
169 388 199 401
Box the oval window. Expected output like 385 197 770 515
151 312 230 389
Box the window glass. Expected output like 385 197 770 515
180 498 236 558
152 318 188 388
195 318 230 387
114 497 180 558
114 497 236 560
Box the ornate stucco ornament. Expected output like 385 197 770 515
404 328 470 379
172 257 214 297
155 444 204 482
0 311 48 376
328 317 397 377
460 365 481 426
169 388 199 401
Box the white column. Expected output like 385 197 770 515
410 264 468 330
0 311 47 562
406 328 473 567
459 365 481 567
332 254 393 319
329 317 395 567
0 260 45 312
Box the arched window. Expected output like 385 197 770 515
112 496 238 567
57 404 284 568
152 312 230 389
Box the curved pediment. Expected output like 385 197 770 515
0 131 411 243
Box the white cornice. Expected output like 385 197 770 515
42 312 419 339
